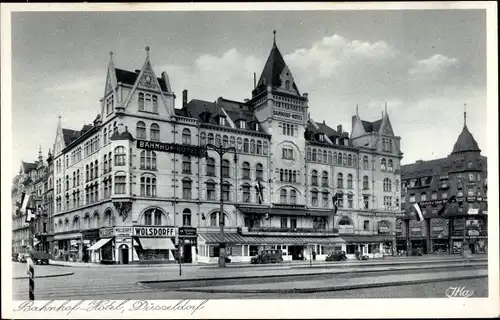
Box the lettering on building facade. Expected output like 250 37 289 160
272 109 303 121
133 226 177 237
136 140 204 157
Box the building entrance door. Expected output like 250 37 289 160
288 245 305 260
183 244 192 263
120 245 129 264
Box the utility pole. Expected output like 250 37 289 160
205 143 237 268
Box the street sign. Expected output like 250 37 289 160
178 227 197 238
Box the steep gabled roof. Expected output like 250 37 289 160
115 68 167 92
22 161 37 173
62 129 79 145
361 119 383 133
451 125 481 154
401 157 451 179
184 99 220 125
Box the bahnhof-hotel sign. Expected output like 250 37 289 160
137 139 205 157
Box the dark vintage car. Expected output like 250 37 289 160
325 250 347 261
31 251 51 265
251 249 283 264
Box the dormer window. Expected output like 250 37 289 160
285 80 290 90
255 123 260 131
319 134 325 142
219 117 226 126
239 120 246 129
106 95 114 115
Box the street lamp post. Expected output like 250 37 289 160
205 143 237 268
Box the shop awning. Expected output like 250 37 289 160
34 240 41 247
199 232 345 245
341 235 395 243
236 205 270 215
308 210 332 217
138 238 176 250
87 238 112 251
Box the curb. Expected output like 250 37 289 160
48 261 193 268
138 262 487 285
175 274 488 294
13 272 74 280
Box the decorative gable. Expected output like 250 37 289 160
279 66 299 94
136 61 162 92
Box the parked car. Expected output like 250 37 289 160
326 250 347 261
251 249 283 264
31 251 51 265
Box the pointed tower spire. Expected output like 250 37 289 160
385 102 388 115
273 30 276 46
464 103 467 127
145 46 150 60
356 104 359 117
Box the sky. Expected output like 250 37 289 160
9 9 488 172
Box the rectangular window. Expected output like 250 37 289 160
114 175 126 194
347 194 353 208
322 193 329 207
431 192 438 200
363 220 370 231
290 218 297 229
222 184 230 201
280 217 288 228
409 194 416 202
421 193 427 201
363 195 369 209
182 214 191 226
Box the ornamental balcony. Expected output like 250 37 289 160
238 226 339 237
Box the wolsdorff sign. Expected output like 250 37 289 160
133 226 177 237
136 140 204 157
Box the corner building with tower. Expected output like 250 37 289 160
48 36 403 265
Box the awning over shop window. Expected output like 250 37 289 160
308 210 332 217
236 205 270 215
87 238 112 251
138 238 176 250
133 239 140 246
341 235 395 243
199 232 345 245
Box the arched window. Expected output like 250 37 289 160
200 132 206 145
363 156 369 169
182 128 191 145
182 156 191 174
206 158 215 176
182 178 192 199
222 135 229 148
76 169 80 185
209 212 223 227
144 210 152 225
154 209 162 225
311 170 318 186
337 173 344 188
230 136 236 148
104 210 114 227
114 171 126 194
182 208 191 226
72 216 80 230
312 149 317 161
353 155 357 168
221 182 230 201
206 180 216 200
103 128 108 145
337 153 342 165
108 151 112 171
381 158 387 171
83 214 90 229
215 134 221 147
280 189 287 204
242 183 251 202
348 155 352 166
263 141 269 155
363 176 369 190
250 139 256 153
328 151 333 164
89 162 94 181
103 155 108 174
114 146 126 166
256 163 263 181
237 137 243 151
138 92 145 111
323 150 328 163
338 216 352 226
140 174 157 197
311 189 319 206
142 208 163 226
343 153 348 165
150 123 160 141
92 212 99 229
242 162 250 179
243 139 249 153
322 171 328 186
256 141 262 154
64 218 70 231
383 178 392 192
347 174 352 189
285 80 290 90
396 180 399 192
307 148 312 161
73 172 76 188
207 133 214 145
94 160 98 179
388 159 394 172
136 121 146 139
222 159 230 178
290 189 297 204
140 150 157 170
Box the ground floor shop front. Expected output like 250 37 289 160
197 232 347 263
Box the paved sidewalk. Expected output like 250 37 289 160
49 259 193 268
12 262 74 279
176 268 488 293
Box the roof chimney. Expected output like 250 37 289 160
337 125 342 133
182 90 188 108
244 98 249 103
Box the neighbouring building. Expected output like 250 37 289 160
400 112 488 254
46 33 403 265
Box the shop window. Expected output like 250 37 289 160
346 244 356 254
